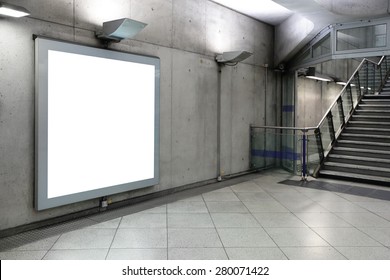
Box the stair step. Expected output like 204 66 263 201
337 139 390 149
355 109 390 114
348 121 390 127
359 104 390 108
351 115 390 121
344 127 390 134
323 162 390 178
328 154 390 168
319 170 390 184
340 133 390 142
332 146 390 157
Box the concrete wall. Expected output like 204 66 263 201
295 59 360 127
0 0 275 231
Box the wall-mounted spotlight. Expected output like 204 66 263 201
96 18 147 43
305 67 333 82
215 51 253 65
0 2 30 17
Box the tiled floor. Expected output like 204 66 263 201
1 169 390 260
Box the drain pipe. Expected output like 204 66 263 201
217 64 223 182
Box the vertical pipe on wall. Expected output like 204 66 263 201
217 64 222 181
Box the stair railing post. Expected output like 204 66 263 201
301 130 307 181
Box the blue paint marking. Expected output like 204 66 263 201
251 149 301 161
282 105 294 112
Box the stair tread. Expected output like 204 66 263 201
324 161 390 172
337 140 390 146
319 170 390 183
333 147 390 155
341 133 390 139
349 121 390 125
328 154 390 164
345 127 390 132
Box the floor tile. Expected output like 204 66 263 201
336 246 390 260
139 205 167 214
111 228 167 249
269 191 310 202
217 228 276 248
235 192 274 201
376 212 390 221
225 248 287 260
253 213 307 228
283 200 329 212
265 227 329 247
119 213 166 228
168 201 208 213
211 213 261 228
168 213 214 228
202 192 240 202
168 228 222 248
86 218 121 229
335 212 390 227
175 195 204 202
52 228 116 250
106 249 167 260
11 235 60 251
243 201 289 213
168 248 227 260
0 250 47 260
281 247 346 260
206 201 248 213
358 228 390 246
355 201 390 213
313 228 381 247
295 212 352 228
43 249 108 260
317 201 368 213
231 182 265 193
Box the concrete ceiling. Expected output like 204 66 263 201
211 0 390 64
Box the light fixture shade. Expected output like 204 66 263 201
0 2 30 17
96 18 147 42
215 51 253 64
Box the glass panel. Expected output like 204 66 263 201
337 24 387 51
331 103 342 136
340 88 353 121
318 117 333 156
351 75 360 106
313 34 331 58
307 132 321 176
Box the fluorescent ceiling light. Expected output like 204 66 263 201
306 75 332 82
211 0 293 25
0 2 30 17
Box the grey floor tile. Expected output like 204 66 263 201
107 248 167 260
265 227 329 247
0 250 47 260
11 235 60 251
231 182 265 193
139 205 167 214
168 201 208 213
269 191 310 202
176 195 204 202
355 201 390 213
281 247 346 260
358 228 390 246
168 248 227 260
295 212 352 228
305 192 348 203
317 201 369 213
206 201 248 213
283 200 329 213
168 213 214 228
313 228 381 247
243 200 289 213
336 246 390 260
52 228 116 250
209 187 233 193
211 213 261 228
111 228 167 249
202 192 240 202
376 212 390 221
226 247 287 260
236 192 274 201
335 212 390 227
43 249 108 260
168 228 222 248
217 228 276 248
253 212 307 228
119 213 166 228
86 218 121 229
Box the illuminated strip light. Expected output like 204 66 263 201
0 3 30 17
306 75 332 82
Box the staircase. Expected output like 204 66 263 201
319 79 390 184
